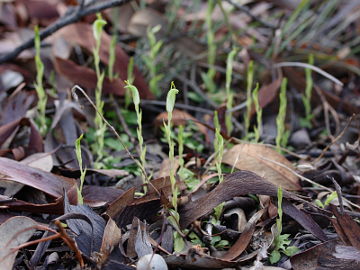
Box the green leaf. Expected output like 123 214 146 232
324 191 338 207
75 134 84 171
270 249 281 264
92 15 107 41
315 199 325 208
124 81 140 106
173 231 185 252
226 47 238 94
166 82 179 113
189 232 204 246
283 245 299 256
210 235 221 245
216 239 229 248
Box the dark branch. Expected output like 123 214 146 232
0 0 133 64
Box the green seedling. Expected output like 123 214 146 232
164 82 179 211
178 124 185 170
300 54 314 128
276 78 290 152
315 191 338 208
124 81 148 192
252 83 262 142
270 187 299 263
201 0 217 93
213 111 224 184
213 111 225 220
108 33 117 81
34 25 48 136
92 14 107 168
75 134 87 205
125 57 135 109
225 47 238 134
244 61 254 140
163 83 186 251
168 208 185 252
142 25 164 97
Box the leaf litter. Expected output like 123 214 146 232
0 1 359 269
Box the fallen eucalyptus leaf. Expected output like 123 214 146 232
222 143 300 190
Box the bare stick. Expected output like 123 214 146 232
0 0 133 64
275 62 343 86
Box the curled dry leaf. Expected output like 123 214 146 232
21 152 53 172
0 157 76 198
222 143 300 190
97 217 122 266
0 118 43 156
221 209 265 261
0 216 38 269
330 204 360 249
0 152 53 197
179 170 296 228
0 194 65 214
63 193 106 258
179 170 324 242
127 217 152 258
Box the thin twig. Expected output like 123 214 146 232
274 62 344 86
0 0 133 64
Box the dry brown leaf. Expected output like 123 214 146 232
0 216 38 269
156 158 180 179
21 152 53 172
222 143 300 190
330 204 360 250
179 170 300 229
0 157 76 198
221 209 265 261
99 217 121 260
